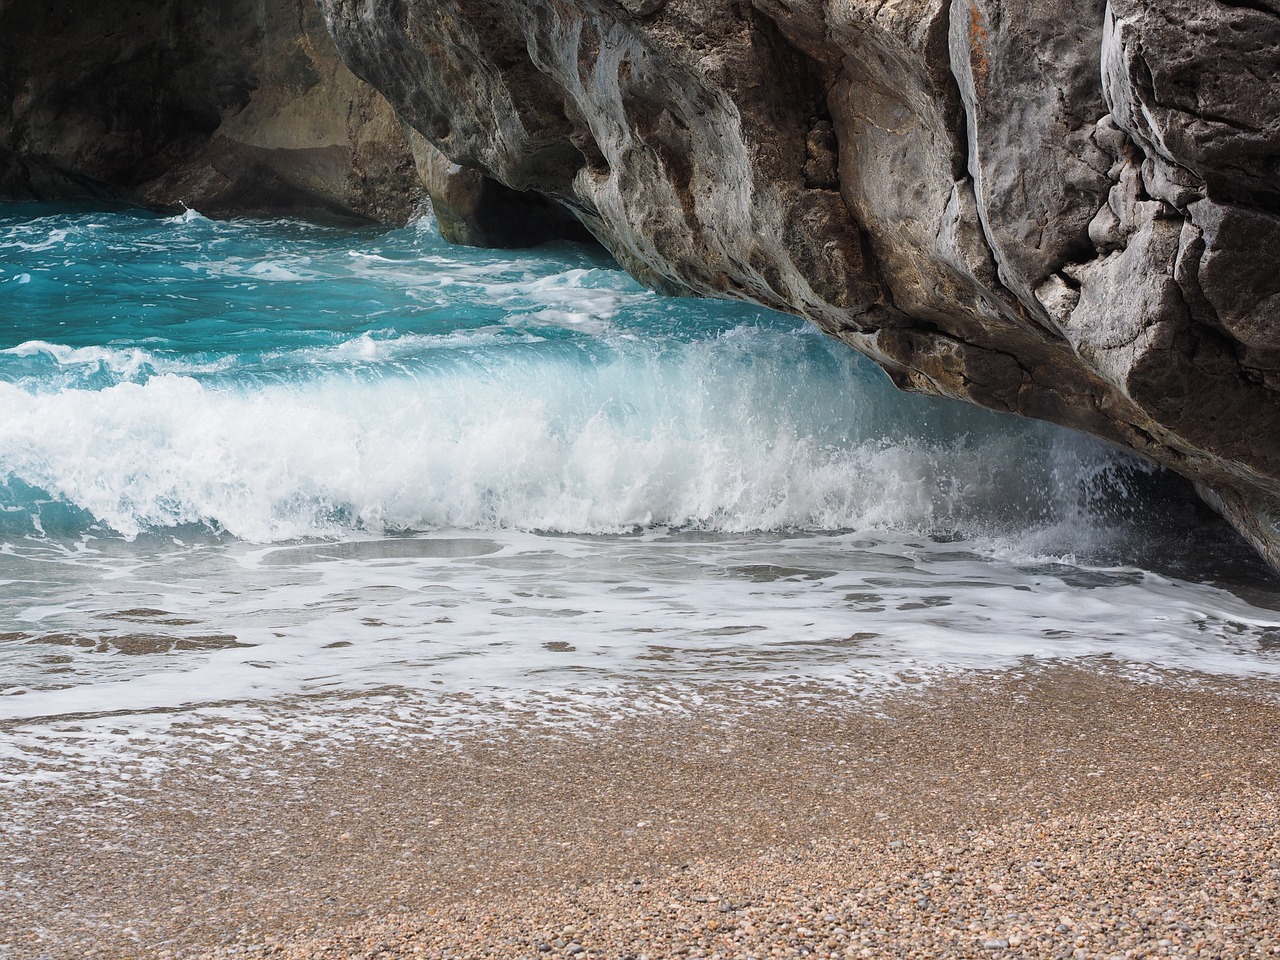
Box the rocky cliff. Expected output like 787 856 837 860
0 0 422 221
316 0 1280 565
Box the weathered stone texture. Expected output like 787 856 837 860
315 0 1280 565
409 131 597 247
0 0 421 221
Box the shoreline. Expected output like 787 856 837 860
3 664 1279 958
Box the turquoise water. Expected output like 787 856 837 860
0 203 1187 542
2 202 1279 751
0 203 1102 543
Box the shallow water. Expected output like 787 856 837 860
1 202 1279 752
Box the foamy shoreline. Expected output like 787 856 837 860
3 665 1279 959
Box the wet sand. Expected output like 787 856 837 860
3 664 1280 958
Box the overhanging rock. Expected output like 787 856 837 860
318 0 1280 568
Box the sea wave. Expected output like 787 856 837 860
0 340 1148 546
0 202 1185 559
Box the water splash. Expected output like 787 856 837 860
0 203 1176 552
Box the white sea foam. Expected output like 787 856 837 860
2 340 153 375
3 226 69 252
0 329 1118 543
194 256 323 282
314 328 544 364
4 203 1278 789
0 339 241 387
162 207 210 225
2 530 1278 741
242 260 312 281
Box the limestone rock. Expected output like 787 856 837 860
409 131 596 247
316 0 1280 567
0 0 421 222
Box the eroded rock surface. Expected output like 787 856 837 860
0 0 420 221
316 0 1280 565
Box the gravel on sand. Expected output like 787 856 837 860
3 665 1279 959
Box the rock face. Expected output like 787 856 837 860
317 0 1280 565
0 0 421 221
408 129 597 246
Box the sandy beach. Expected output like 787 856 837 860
3 664 1279 959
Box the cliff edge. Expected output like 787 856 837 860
316 0 1280 564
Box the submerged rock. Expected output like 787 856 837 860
313 0 1280 567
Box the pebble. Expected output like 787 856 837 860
9 668 1280 960
193 787 1280 960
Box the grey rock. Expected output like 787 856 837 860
951 0 1113 312
1186 200 1280 353
0 0 422 222
314 0 1280 567
409 132 595 247
1103 0 1280 207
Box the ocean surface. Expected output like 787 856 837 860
2 202 1280 771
